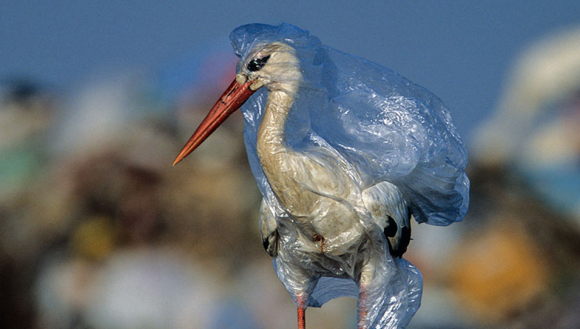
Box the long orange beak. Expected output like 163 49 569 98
173 79 256 165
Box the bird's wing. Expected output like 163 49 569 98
362 181 411 257
308 46 469 226
259 199 279 257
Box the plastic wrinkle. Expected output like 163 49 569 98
231 23 469 328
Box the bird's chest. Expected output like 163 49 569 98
275 201 367 278
257 132 366 255
258 146 357 211
270 189 366 258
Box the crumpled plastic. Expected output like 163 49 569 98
229 23 469 328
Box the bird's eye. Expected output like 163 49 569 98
247 55 271 72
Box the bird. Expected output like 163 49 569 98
173 23 469 329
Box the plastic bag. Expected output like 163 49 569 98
229 23 469 328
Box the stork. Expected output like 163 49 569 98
173 23 469 329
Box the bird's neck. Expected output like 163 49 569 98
257 88 295 155
256 87 318 221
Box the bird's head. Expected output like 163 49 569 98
237 42 302 95
173 41 302 165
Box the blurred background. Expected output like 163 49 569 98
2 1 580 328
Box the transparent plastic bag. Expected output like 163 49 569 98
230 23 469 328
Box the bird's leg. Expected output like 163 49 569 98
297 306 306 329
358 245 412 329
357 288 369 329
297 295 307 329
357 253 380 329
273 256 317 329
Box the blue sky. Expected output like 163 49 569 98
2 1 580 144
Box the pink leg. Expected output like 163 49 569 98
297 295 307 329
358 289 368 329
298 307 306 329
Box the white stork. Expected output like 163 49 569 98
174 23 468 329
